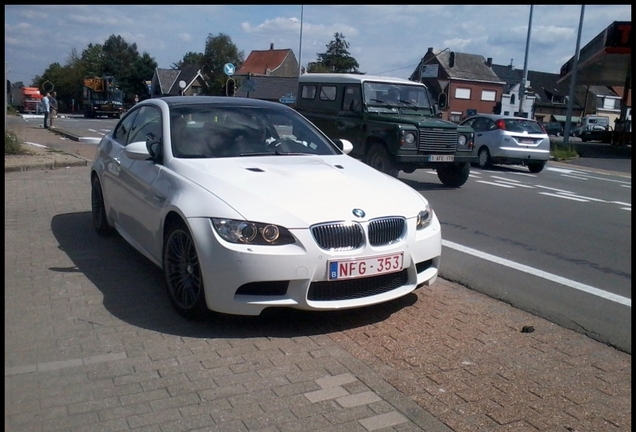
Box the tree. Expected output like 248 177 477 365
312 32 361 73
171 52 205 70
201 33 244 95
306 62 331 73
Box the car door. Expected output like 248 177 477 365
99 109 138 223
471 116 498 154
110 105 166 262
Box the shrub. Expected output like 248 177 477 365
5 130 24 155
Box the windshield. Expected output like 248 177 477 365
362 81 431 111
170 105 340 159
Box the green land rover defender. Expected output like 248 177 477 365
295 73 476 187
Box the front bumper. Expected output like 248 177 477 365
188 215 442 316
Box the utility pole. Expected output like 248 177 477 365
563 5 585 145
298 5 304 77
519 5 533 118
5 63 9 132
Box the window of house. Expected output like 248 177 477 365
551 94 566 104
319 85 337 101
301 85 317 100
454 88 471 100
450 111 462 123
600 97 620 110
481 90 496 101
510 94 516 105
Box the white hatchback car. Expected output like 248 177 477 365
90 96 442 319
460 114 550 173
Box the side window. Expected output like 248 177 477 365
319 85 337 101
301 85 317 100
127 106 162 145
342 85 362 112
112 109 139 145
471 117 488 132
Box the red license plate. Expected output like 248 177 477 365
328 253 404 280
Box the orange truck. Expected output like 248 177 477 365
10 86 43 113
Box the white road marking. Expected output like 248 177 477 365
539 192 589 202
476 181 514 188
442 239 631 307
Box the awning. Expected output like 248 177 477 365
552 115 580 123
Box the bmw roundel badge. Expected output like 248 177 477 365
352 208 365 218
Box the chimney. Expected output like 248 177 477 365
486 57 492 68
427 47 434 54
270 43 274 50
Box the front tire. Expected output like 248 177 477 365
163 222 209 320
437 162 470 188
477 147 493 169
365 143 398 177
91 176 113 236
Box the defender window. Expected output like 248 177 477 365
301 85 317 100
342 86 362 112
319 86 337 101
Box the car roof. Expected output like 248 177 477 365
463 114 539 122
298 73 425 87
144 96 289 109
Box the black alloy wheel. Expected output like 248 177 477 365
163 223 208 320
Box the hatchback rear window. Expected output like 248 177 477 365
504 119 544 134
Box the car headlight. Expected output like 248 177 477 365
416 204 434 230
400 130 418 150
212 219 296 245
457 132 474 150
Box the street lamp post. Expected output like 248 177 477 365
519 5 533 118
298 5 304 77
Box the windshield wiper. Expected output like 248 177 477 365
368 98 396 109
239 151 308 157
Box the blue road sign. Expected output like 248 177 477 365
224 63 235 76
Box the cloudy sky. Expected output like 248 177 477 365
4 5 631 86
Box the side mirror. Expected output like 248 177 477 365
124 141 152 160
334 139 354 154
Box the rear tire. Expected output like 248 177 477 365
437 162 470 188
365 143 398 177
163 222 209 320
527 161 546 173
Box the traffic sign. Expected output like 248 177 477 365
223 63 235 76
279 93 296 104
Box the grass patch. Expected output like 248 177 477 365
550 139 579 161
5 130 26 155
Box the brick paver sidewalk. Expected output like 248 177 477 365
4 114 631 432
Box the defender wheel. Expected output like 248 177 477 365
163 223 209 320
366 143 399 177
91 176 113 236
477 147 493 169
437 162 470 188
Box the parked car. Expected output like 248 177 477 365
459 114 550 173
542 121 564 137
90 96 442 319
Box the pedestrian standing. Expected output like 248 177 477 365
41 92 50 129
134 94 139 104
49 91 58 128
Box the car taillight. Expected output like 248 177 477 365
495 119 506 130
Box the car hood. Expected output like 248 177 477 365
170 155 428 227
